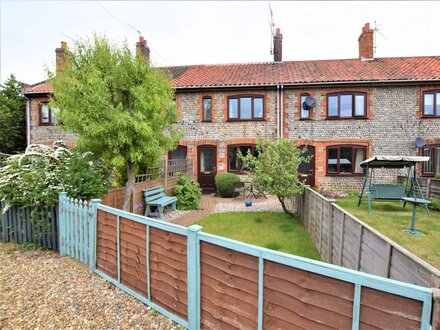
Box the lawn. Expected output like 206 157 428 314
336 198 440 270
196 211 321 261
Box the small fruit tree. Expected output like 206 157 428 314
239 138 310 216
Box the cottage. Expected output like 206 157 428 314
24 23 440 192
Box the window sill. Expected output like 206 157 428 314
227 119 266 122
39 123 55 126
326 173 364 177
420 116 440 119
325 117 368 120
201 120 212 123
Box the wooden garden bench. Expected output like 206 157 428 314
143 186 177 219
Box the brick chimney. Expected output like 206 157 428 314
136 36 150 63
358 23 374 60
273 28 283 63
55 41 68 75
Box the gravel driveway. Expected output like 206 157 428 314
0 242 181 329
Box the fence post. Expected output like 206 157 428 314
89 198 101 273
164 155 168 193
58 192 68 256
187 224 202 330
433 288 440 330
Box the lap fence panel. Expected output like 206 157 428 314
96 209 118 279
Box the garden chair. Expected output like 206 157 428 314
233 181 245 199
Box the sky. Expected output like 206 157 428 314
1 1 439 84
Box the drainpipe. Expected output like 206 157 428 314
276 85 280 139
280 85 284 139
25 96 31 146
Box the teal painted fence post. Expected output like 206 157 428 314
89 199 101 273
187 224 202 330
58 192 68 256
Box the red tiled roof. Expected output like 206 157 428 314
24 56 440 94
24 81 52 94
168 56 440 88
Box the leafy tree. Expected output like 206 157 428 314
239 138 310 216
0 74 26 154
50 35 181 210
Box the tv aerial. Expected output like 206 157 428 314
373 21 387 56
268 2 275 55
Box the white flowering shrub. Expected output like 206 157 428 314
0 141 110 210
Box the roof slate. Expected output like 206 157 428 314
24 56 440 94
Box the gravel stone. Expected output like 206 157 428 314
0 242 182 330
215 195 283 213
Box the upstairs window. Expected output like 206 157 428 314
422 145 440 175
300 93 311 119
228 144 258 172
423 90 440 117
327 145 366 175
327 93 366 118
39 103 60 125
202 97 212 121
228 95 264 121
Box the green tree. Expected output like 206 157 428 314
50 35 181 210
0 74 26 154
240 138 310 216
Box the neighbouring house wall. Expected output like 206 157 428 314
285 85 440 190
28 95 77 146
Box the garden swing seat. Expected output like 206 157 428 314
369 184 406 200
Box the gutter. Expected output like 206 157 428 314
25 96 31 146
174 79 440 91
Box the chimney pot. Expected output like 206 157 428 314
358 22 374 60
273 28 283 63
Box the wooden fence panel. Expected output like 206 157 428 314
1 203 58 250
298 187 440 289
96 209 118 279
359 287 422 329
200 242 259 330
120 217 147 297
149 227 188 321
264 260 354 329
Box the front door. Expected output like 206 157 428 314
198 145 217 193
299 145 315 186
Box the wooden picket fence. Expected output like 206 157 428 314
58 192 437 329
1 202 58 249
58 193 100 267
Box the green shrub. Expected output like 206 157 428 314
215 173 240 197
173 174 201 210
0 142 110 209
429 197 440 212
435 173 440 180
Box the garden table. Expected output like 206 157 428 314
401 197 430 236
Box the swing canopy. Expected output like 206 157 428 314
360 155 430 169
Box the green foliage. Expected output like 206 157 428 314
435 173 440 180
0 75 26 154
49 35 181 209
19 243 44 251
173 174 201 210
265 242 282 251
0 142 110 209
215 173 240 197
429 197 440 212
239 138 309 216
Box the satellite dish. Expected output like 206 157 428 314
415 137 425 148
302 96 317 110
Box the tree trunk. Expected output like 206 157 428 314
122 160 135 211
277 195 297 217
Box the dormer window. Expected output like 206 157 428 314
228 95 264 121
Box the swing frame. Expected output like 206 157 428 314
357 155 430 214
